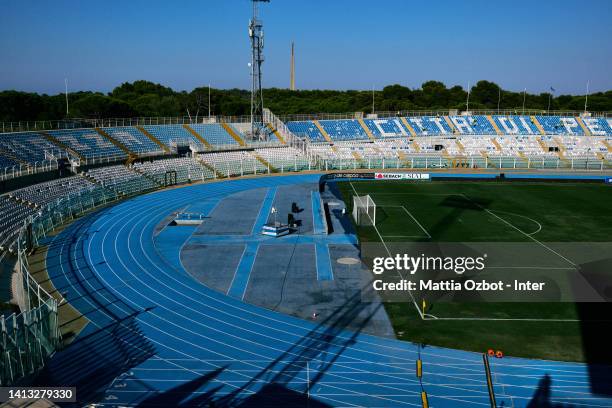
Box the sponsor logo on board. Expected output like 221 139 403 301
374 173 430 180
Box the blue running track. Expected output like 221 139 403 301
41 174 612 407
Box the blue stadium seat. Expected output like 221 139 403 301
143 125 205 150
286 121 325 141
190 124 239 146
319 120 368 141
405 116 452 135
449 116 496 135
104 127 164 155
363 119 407 137
536 116 584 135
0 132 68 163
50 129 126 159
0 154 19 169
493 116 539 135
582 117 612 136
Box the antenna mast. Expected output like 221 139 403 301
290 41 295 91
249 0 269 141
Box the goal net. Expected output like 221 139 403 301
352 195 377 226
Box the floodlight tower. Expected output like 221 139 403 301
249 0 269 141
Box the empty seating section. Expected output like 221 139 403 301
190 124 238 146
287 116 612 141
404 117 452 135
582 117 612 136
0 196 35 251
318 120 368 141
143 125 204 150
560 137 604 157
51 129 126 159
0 155 19 169
536 116 584 135
104 127 164 155
86 165 158 194
375 139 419 156
254 147 310 171
286 121 325 141
493 116 539 135
9 176 96 208
0 132 67 164
459 137 497 155
449 116 496 135
364 119 407 137
495 136 553 156
199 151 267 177
134 157 213 183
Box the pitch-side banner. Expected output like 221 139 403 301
374 173 430 180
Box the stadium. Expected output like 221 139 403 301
1 1 612 407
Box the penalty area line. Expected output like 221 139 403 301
349 181 424 320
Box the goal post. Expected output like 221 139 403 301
352 194 377 226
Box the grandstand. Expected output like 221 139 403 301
0 114 610 179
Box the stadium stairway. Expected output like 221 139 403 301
455 139 466 154
602 140 612 152
221 122 246 146
0 147 29 167
412 140 421 152
487 115 502 135
251 152 278 173
351 151 366 166
94 128 136 163
517 151 530 164
265 123 286 144
356 118 376 141
196 157 226 179
491 138 503 153
444 116 458 134
128 166 165 187
536 137 549 153
136 126 171 153
38 130 85 161
481 151 497 168
400 117 418 137
182 124 212 149
313 120 334 143
554 137 570 162
531 116 546 135
397 150 411 167
576 117 592 136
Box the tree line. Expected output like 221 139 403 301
1 80 610 122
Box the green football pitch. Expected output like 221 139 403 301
337 179 612 362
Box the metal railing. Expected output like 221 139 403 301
0 160 59 182
0 115 254 133
279 110 612 122
3 110 611 133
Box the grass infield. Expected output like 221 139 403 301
338 179 612 362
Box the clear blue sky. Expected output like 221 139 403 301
1 0 610 95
